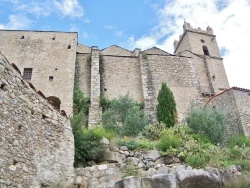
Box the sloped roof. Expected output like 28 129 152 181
205 86 250 106
77 44 91 53
101 45 132 56
142 46 171 55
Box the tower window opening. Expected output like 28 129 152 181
20 36 24 39
23 68 33 80
68 45 71 49
49 76 54 81
200 39 205 43
202 45 210 55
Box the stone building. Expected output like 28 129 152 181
206 87 250 138
0 21 237 126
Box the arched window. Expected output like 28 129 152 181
202 45 209 55
47 96 61 110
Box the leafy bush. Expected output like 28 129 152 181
156 133 181 152
186 155 206 168
191 134 212 144
73 127 105 166
186 106 227 144
156 82 177 127
142 122 166 140
91 126 115 141
229 135 250 148
102 94 149 137
73 84 89 115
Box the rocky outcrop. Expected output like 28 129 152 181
0 55 75 187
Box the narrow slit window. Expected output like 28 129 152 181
23 68 33 80
68 45 71 49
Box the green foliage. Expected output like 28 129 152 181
99 97 111 111
186 155 206 168
191 133 212 144
186 106 227 144
71 85 104 166
142 122 166 140
156 133 181 152
73 84 89 115
156 82 177 128
90 126 115 141
229 135 250 148
102 94 149 137
73 127 105 166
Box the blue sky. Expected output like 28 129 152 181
0 0 250 89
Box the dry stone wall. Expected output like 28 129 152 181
205 88 248 139
0 55 74 187
234 89 250 136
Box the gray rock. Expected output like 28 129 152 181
100 137 109 146
155 155 181 165
144 150 160 161
75 176 82 185
104 150 124 165
152 174 177 188
127 157 140 166
147 168 157 177
157 166 169 174
177 170 222 188
115 177 141 188
120 146 128 151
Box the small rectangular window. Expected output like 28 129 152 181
68 45 71 49
23 68 33 80
49 76 54 81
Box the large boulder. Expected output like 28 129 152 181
115 177 142 188
177 170 222 188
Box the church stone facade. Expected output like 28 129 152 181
0 22 232 126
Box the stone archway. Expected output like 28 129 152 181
47 96 61 110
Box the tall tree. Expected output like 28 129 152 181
156 82 177 127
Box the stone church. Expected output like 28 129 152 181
0 21 249 136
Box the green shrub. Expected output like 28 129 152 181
73 84 89 115
73 128 105 166
186 155 206 168
191 134 212 144
142 122 166 140
186 106 227 144
229 135 250 148
156 133 181 152
102 94 149 137
156 82 177 127
91 126 115 141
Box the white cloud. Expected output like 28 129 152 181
126 0 250 89
104 25 117 30
0 14 31 29
54 0 84 18
15 1 52 17
116 31 124 37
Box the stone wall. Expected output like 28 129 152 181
0 55 74 187
234 89 250 136
0 30 77 116
206 89 246 136
146 54 201 121
101 55 144 103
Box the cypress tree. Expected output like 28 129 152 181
156 82 177 127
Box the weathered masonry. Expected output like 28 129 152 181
0 30 77 116
0 21 233 126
